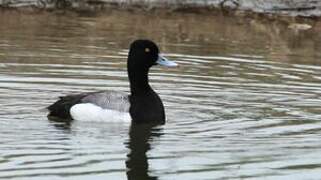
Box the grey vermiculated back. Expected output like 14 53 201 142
81 91 130 112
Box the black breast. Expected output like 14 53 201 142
129 90 165 124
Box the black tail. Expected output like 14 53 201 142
47 94 87 119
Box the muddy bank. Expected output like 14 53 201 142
0 0 321 17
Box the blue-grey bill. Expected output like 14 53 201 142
156 55 178 67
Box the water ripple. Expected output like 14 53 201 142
1 11 321 180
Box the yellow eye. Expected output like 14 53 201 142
145 48 150 53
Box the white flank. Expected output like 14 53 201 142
70 103 131 122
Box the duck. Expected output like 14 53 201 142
47 39 177 123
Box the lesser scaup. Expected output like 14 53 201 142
47 40 177 123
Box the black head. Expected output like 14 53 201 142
126 40 177 123
127 39 160 70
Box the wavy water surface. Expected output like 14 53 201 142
1 11 321 180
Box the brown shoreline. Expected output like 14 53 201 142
0 5 320 25
0 0 321 20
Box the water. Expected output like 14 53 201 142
1 10 321 179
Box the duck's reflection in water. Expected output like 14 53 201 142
126 123 163 180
